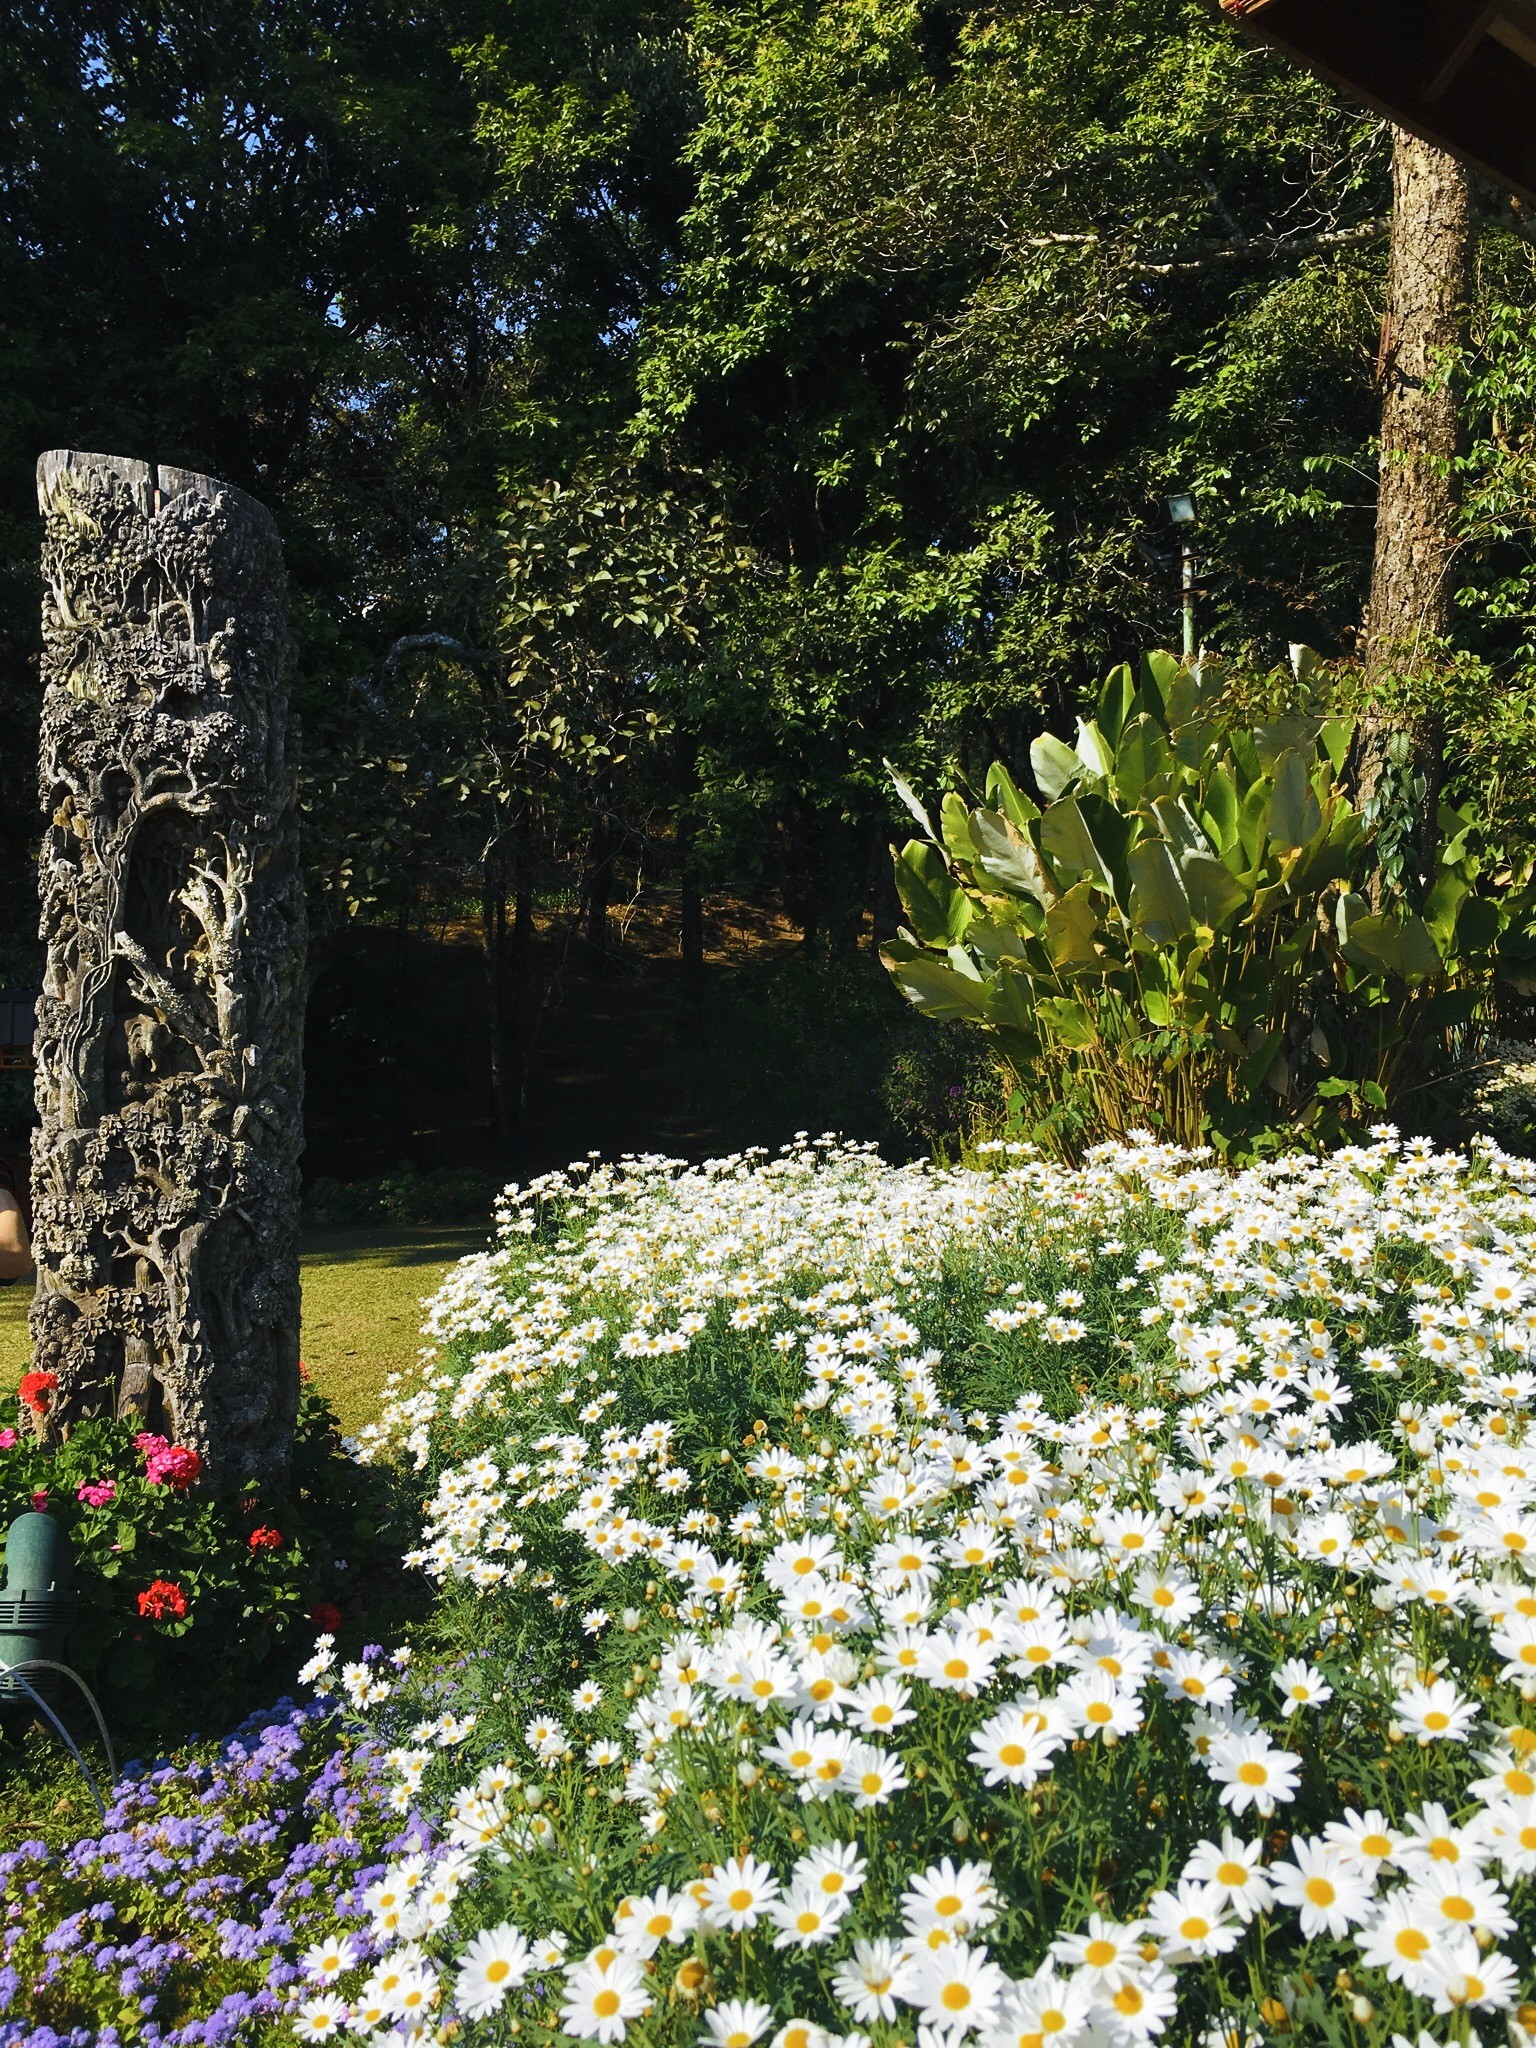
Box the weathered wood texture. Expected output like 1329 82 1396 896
31 451 306 1485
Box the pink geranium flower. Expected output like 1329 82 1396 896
135 1432 202 1490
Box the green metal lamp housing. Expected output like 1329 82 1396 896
0 1510 77 1701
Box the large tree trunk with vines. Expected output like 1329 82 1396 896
1351 130 1473 889
30 451 306 1487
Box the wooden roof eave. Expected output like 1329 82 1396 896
1221 0 1536 208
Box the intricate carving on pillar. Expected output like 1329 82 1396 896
31 451 306 1486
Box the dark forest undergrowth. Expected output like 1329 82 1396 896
302 891 988 1189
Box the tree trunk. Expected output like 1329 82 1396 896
676 743 705 986
679 831 705 984
585 817 615 967
1351 129 1473 888
483 837 511 1146
821 811 861 953
510 826 536 1127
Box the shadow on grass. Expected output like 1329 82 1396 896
302 1225 491 1269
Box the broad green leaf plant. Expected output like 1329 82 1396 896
882 651 1533 1157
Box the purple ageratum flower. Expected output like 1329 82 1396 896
0 1697 436 2046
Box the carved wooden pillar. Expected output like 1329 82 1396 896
31 451 306 1486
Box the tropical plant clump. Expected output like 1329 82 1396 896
271 1132 1536 2047
881 653 1536 1158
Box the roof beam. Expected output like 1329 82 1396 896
1424 0 1501 100
1220 0 1536 205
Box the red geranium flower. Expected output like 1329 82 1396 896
309 1600 342 1632
137 1579 189 1622
247 1525 283 1551
297 1358 311 1383
18 1371 58 1416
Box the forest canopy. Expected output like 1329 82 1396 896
5 0 1536 1143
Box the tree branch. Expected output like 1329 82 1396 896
1018 218 1387 275
380 632 501 683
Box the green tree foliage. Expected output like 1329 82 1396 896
5 0 1536 1144
0 0 505 947
619 0 1393 924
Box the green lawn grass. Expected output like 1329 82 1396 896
0 1225 487 1438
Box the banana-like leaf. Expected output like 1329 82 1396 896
1228 729 1262 786
1074 717 1115 779
1163 672 1201 731
1456 895 1503 955
885 759 937 842
893 840 972 946
1041 793 1131 902
1335 891 1368 947
1190 651 1227 695
983 961 1038 1034
984 761 1041 830
1128 839 1194 943
1181 852 1247 929
1034 994 1101 1047
1169 715 1219 770
1339 909 1444 984
1265 749 1323 851
1498 923 1536 994
968 917 1031 962
1044 880 1103 971
880 948 995 1023
1096 663 1136 747
1318 717 1352 773
941 791 980 864
1438 801 1474 865
1031 731 1085 801
1164 654 1224 735
1138 650 1185 705
1237 777 1270 865
1422 869 1469 953
1254 717 1323 769
1290 643 1327 687
1382 914 1442 983
1196 765 1240 854
1040 796 1098 882
1081 793 1134 902
1418 986 1481 1030
970 807 1055 905
1239 1025 1283 1094
1149 793 1209 862
1112 714 1171 804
